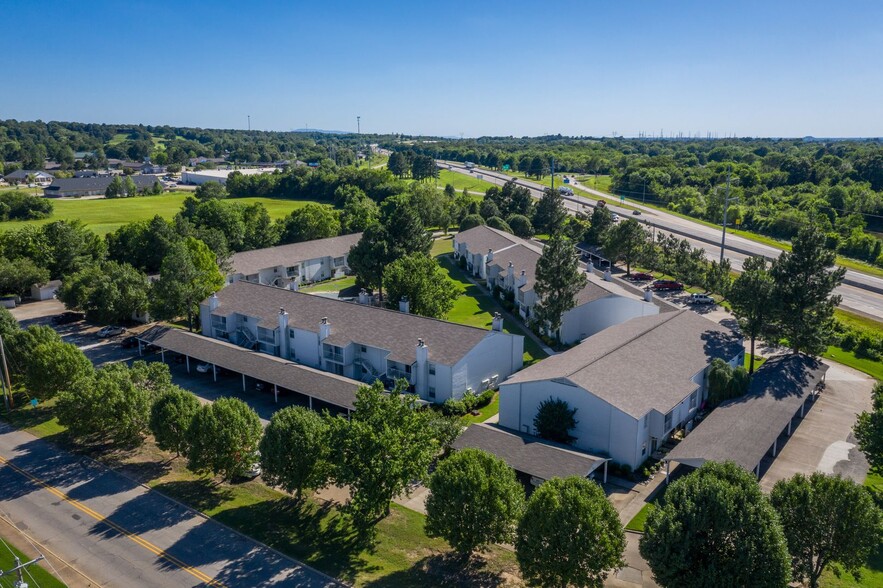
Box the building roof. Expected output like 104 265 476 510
183 168 279 180
33 279 62 289
455 224 527 255
229 233 362 276
43 175 158 194
665 354 829 472
4 169 54 180
452 423 607 481
137 326 361 410
488 243 543 291
209 281 508 366
503 310 743 418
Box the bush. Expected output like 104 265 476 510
856 333 881 360
441 389 496 416
840 331 858 351
459 214 485 232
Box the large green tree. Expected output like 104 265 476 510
640 461 792 588
186 397 263 481
382 253 461 319
340 192 380 234
728 256 775 373
0 257 49 297
151 237 224 330
328 380 439 525
348 223 391 298
425 448 525 557
769 223 846 355
585 205 613 245
0 306 19 339
770 472 882 588
854 381 883 471
533 188 568 234
259 406 331 501
603 218 648 276
534 235 587 340
149 386 201 457
58 261 149 324
516 476 625 588
24 339 93 400
533 397 578 444
277 203 340 244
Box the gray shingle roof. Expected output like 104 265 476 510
452 423 607 481
229 233 362 276
488 243 543 291
4 170 54 180
503 310 744 418
44 175 157 193
210 281 505 365
455 224 527 254
665 354 829 472
137 326 360 410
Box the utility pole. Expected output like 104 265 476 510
0 335 11 410
247 115 250 132
356 116 360 135
0 553 45 587
720 166 737 263
550 157 555 191
642 180 646 204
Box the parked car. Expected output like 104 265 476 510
196 363 211 373
52 311 84 325
611 213 620 222
687 293 715 305
628 272 654 281
120 336 139 349
97 325 126 338
651 279 684 291
242 452 262 479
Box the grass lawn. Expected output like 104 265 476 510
744 354 767 371
410 169 496 195
300 276 357 294
460 393 500 425
625 484 668 533
0 192 322 236
823 346 883 380
2 399 520 587
0 533 67 588
573 174 613 193
836 308 883 333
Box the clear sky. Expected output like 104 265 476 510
4 0 882 137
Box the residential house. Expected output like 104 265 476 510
3 170 54 186
453 225 661 343
226 233 362 288
141 162 166 174
43 175 159 198
199 280 524 402
498 310 744 471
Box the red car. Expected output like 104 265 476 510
628 272 654 281
651 279 684 291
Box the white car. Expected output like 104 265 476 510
196 362 211 373
611 213 621 222
97 325 126 338
687 293 715 305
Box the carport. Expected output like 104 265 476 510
452 423 609 488
137 326 359 414
664 354 829 481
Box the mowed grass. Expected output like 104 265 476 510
0 534 67 588
823 346 883 380
460 393 500 425
0 192 322 236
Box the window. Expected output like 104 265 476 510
286 265 298 276
664 410 673 433
405 364 412 374
642 442 647 456
360 345 367 354
689 390 698 410
333 256 345 267
428 363 436 375
428 387 436 399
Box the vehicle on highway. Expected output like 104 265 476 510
196 362 211 373
97 325 126 338
632 210 642 215
628 272 654 281
611 213 620 222
687 293 715 305
52 311 84 325
651 279 684 291
120 336 139 349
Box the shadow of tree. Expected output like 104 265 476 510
151 479 233 512
364 552 510 588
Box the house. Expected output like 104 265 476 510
181 168 279 186
497 310 744 471
226 233 362 288
43 175 159 198
3 170 54 186
30 280 62 301
141 162 166 174
453 225 661 343
199 280 524 402
188 156 227 167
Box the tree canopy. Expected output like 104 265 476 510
186 397 263 481
382 253 461 319
533 235 586 339
259 406 331 500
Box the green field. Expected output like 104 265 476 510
0 192 321 236
410 169 497 195
0 534 67 588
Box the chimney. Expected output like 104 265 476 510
644 289 653 302
507 261 515 278
399 296 410 314
290 280 299 292
208 292 219 312
278 308 289 358
319 317 331 341
486 248 494 262
604 270 612 281
358 288 369 305
415 338 429 396
516 269 527 288
492 312 504 332
586 261 594 274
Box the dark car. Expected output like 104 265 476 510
52 311 84 325
120 336 139 349
628 272 654 281
651 279 684 291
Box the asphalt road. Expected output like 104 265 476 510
0 423 341 588
441 161 883 319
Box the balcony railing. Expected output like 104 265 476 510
387 367 411 381
323 350 344 363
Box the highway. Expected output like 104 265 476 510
0 423 341 588
441 161 883 319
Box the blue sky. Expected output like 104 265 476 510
4 1 882 137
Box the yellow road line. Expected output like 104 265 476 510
0 454 226 587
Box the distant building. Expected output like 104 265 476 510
141 162 166 174
43 175 159 198
31 280 62 301
3 170 54 186
181 167 279 186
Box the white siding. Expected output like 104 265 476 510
559 296 659 345
448 332 524 402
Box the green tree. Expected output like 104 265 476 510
0 306 19 339
186 397 263 481
425 448 525 556
259 406 331 501
241 202 279 250
533 188 567 234
533 397 578 444
328 380 439 525
704 258 732 297
41 220 105 278
57 261 149 324
348 223 391 298
340 192 380 234
586 205 613 245
640 461 792 588
603 218 647 275
528 156 548 179
105 176 123 198
194 181 227 201
728 256 776 373
381 195 432 256
383 253 461 319
770 472 882 588
854 382 883 470
506 214 534 238
486 216 513 234
24 340 93 400
277 203 340 244
516 476 625 588
123 176 138 197
149 387 201 457
770 223 846 355
151 237 224 331
0 257 49 297
534 235 587 340
459 214 486 231
387 151 408 178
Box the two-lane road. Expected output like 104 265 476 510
441 161 883 318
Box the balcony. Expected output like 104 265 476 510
387 367 411 381
323 349 344 363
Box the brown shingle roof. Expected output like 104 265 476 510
452 424 607 481
229 233 362 276
137 326 360 410
210 281 506 365
503 311 743 418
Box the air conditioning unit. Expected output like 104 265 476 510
481 378 491 390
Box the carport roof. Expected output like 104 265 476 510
452 423 607 482
665 354 829 472
137 326 361 410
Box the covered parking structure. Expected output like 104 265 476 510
664 354 829 480
137 325 360 414
452 423 609 489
